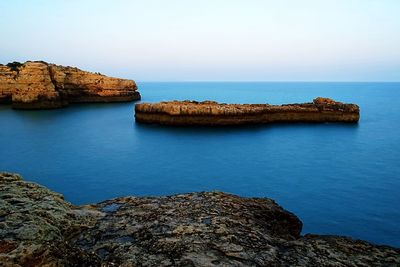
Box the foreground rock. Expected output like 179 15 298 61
0 61 140 109
135 98 360 126
1 173 398 266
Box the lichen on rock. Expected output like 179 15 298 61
0 172 100 265
0 172 398 266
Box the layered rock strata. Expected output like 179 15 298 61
0 61 140 109
1 172 398 266
135 98 360 126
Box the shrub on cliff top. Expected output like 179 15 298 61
6 61 23 72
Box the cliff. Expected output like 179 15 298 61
135 98 360 126
1 172 398 266
0 61 140 109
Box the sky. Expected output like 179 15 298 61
1 0 399 81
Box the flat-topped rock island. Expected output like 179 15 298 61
135 98 360 126
0 172 398 266
0 61 140 109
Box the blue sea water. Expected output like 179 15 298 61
1 82 399 247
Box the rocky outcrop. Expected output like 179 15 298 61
135 98 360 126
0 61 140 109
1 173 398 266
0 172 99 266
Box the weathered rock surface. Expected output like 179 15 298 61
0 172 99 266
135 98 360 126
1 172 398 266
0 61 140 109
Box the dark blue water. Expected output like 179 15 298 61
1 82 399 247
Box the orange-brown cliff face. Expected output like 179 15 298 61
135 98 360 126
0 61 140 109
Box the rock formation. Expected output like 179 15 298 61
1 172 398 266
135 98 360 126
0 61 140 109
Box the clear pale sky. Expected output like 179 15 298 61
1 0 399 81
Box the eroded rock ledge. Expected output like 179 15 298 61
135 98 360 126
1 172 398 266
0 61 140 109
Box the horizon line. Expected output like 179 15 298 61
136 80 400 83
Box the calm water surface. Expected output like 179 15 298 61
1 82 399 247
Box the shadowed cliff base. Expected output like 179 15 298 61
1 172 398 266
0 61 140 109
135 98 360 126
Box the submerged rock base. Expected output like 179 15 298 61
0 61 140 109
135 98 360 126
1 172 398 266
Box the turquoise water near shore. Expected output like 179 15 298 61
1 82 399 247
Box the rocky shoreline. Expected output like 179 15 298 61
135 98 360 126
1 172 398 266
0 61 140 109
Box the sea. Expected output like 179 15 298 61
1 82 399 247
